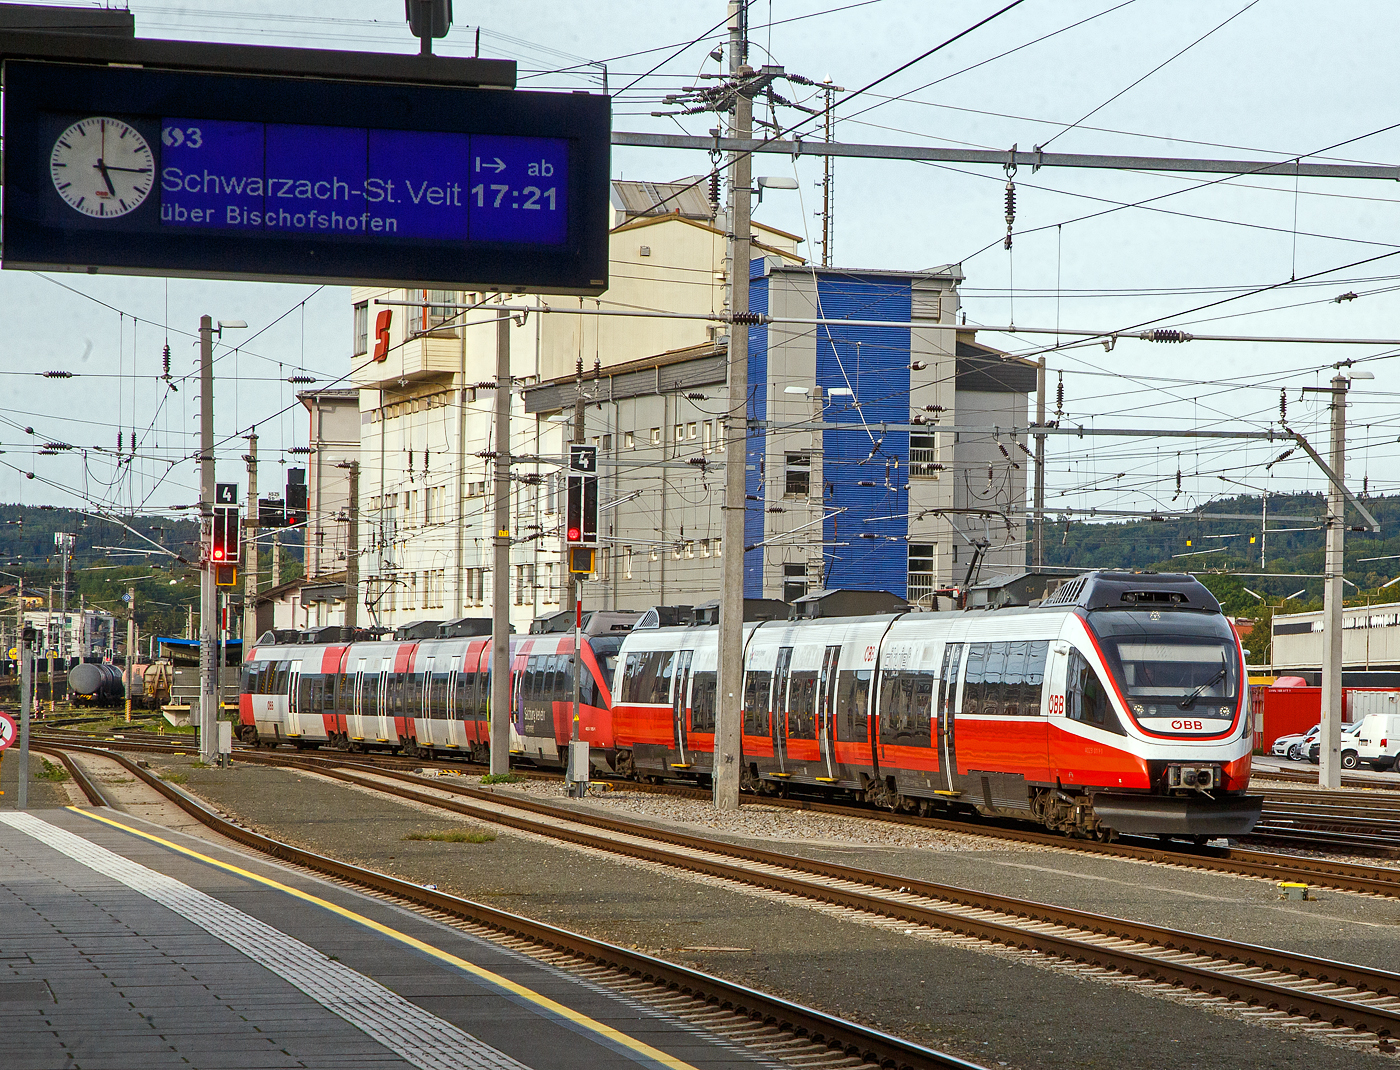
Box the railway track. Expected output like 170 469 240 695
34 741 978 1070
31 729 1400 892
109 744 1400 1046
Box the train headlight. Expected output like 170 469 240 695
1167 764 1219 791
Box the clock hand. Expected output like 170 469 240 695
94 158 117 196
102 165 153 174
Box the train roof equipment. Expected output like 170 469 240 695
790 588 910 619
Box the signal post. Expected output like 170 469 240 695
565 444 598 797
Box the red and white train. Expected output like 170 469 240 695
239 571 1261 840
239 625 623 764
611 570 1260 840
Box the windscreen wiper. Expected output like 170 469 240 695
1178 660 1227 710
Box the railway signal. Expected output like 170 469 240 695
565 444 598 546
212 483 240 564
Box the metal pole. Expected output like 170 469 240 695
57 533 70 672
244 431 259 646
17 632 30 810
569 591 584 797
343 461 360 632
489 307 512 776
1319 373 1348 790
46 585 54 715
124 587 135 723
1033 356 1046 569
199 314 218 765
714 1 751 811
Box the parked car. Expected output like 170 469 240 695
1272 724 1320 761
1306 722 1363 768
1354 712 1400 771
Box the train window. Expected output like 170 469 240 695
363 674 380 720
835 669 871 742
879 672 931 746
1067 649 1121 733
1001 643 1026 717
240 665 255 694
478 664 491 719
1023 641 1049 715
323 674 338 712
982 643 1007 717
655 651 676 704
542 656 558 701
743 670 771 735
300 674 315 713
273 663 290 696
690 670 717 731
962 645 986 715
787 670 818 739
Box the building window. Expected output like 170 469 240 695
624 546 633 580
625 431 635 449
686 422 697 440
353 301 369 356
593 549 609 582
465 567 486 607
602 433 612 450
783 563 807 604
650 548 659 562
685 541 694 559
908 544 936 608
702 421 713 453
701 538 711 558
545 472 558 513
515 563 535 606
674 424 684 442
785 453 811 497
910 432 942 478
650 427 661 446
543 562 558 604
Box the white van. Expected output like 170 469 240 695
1354 712 1400 771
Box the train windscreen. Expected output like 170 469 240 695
1088 612 1241 732
590 637 624 691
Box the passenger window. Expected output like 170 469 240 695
743 670 771 735
690 670 717 731
962 644 986 715
982 643 1007 716
787 670 818 739
1002 642 1027 717
835 669 871 742
1024 641 1049 716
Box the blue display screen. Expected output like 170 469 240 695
158 118 568 245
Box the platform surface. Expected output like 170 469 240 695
0 806 776 1070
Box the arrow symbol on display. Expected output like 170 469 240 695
483 157 507 173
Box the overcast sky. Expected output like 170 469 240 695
4 0 1400 531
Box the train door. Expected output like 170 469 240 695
817 644 841 780
286 660 302 738
937 643 964 793
349 658 367 742
376 669 391 743
418 656 434 747
771 646 793 773
672 649 693 767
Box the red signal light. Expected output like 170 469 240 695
567 526 581 541
212 549 224 560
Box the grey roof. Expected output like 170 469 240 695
611 177 714 221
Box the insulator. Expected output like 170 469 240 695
997 442 1011 460
129 431 136 455
42 442 72 451
42 370 73 378
1143 329 1191 343
1004 181 1016 226
287 374 316 384
162 343 171 378
731 311 765 326
1055 373 1064 417
117 430 123 450
708 171 720 212
1279 388 1287 424
685 392 707 400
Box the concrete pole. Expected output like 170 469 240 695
1033 357 1046 569
343 461 360 632
57 533 71 670
244 431 259 647
271 535 281 591
1319 373 1348 790
568 353 586 793
199 314 218 765
714 1 751 811
489 307 512 775
17 631 30 810
125 587 135 723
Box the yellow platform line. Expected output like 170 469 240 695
71 807 699 1070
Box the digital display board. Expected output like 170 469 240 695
2 62 610 293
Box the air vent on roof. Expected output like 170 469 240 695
1041 576 1087 606
1120 591 1185 605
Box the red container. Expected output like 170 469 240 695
1252 685 1320 753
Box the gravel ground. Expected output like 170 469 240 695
0 749 82 809
130 756 1398 1070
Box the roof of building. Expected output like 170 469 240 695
763 260 963 283
956 332 1038 393
611 209 804 261
612 177 714 221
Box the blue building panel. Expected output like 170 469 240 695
745 269 769 597
814 275 911 596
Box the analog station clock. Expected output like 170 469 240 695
49 116 154 218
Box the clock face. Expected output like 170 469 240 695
50 117 154 218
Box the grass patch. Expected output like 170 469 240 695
479 772 525 785
190 760 211 769
159 771 188 785
404 830 497 844
36 759 70 782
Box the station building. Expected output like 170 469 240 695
295 177 1038 634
